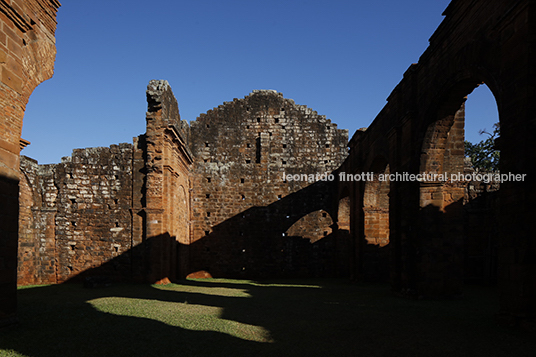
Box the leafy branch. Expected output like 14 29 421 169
464 123 500 171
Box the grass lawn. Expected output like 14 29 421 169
0 279 534 357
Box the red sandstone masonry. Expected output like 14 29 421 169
54 145 134 283
18 145 135 284
0 0 60 328
19 80 193 285
140 80 193 282
188 90 348 278
18 157 57 285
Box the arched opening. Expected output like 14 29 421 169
418 80 501 296
286 210 334 243
463 84 500 285
464 84 500 148
285 209 338 277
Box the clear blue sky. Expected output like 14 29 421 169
21 0 499 164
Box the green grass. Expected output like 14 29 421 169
1 279 534 357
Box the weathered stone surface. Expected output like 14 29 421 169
188 90 349 278
19 86 348 283
18 80 193 285
186 270 213 279
154 277 171 285
133 80 193 283
0 0 60 328
19 145 134 284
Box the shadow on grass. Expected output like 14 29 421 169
1 279 535 357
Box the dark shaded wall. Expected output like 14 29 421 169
463 170 500 285
339 0 536 321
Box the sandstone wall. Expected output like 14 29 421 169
18 80 193 285
18 84 348 283
18 157 56 285
18 144 134 284
0 0 60 328
53 145 134 282
132 80 193 283
189 90 348 278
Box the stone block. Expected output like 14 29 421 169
1 66 22 92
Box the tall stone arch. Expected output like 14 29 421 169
0 0 61 328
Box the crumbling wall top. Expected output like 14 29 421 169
146 80 180 121
146 80 188 142
250 89 281 95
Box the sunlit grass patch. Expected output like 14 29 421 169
89 295 272 342
155 280 254 298
1 279 535 357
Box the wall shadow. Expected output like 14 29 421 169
63 233 179 285
413 200 465 298
187 179 351 279
393 194 497 298
0 282 275 357
362 243 390 283
358 189 499 298
0 279 381 357
3 276 534 357
58 178 497 300
52 180 349 285
0 174 19 328
463 187 499 285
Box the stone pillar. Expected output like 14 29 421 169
142 80 193 283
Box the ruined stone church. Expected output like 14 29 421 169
2 0 536 328
18 80 350 285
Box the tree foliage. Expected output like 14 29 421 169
464 123 500 171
